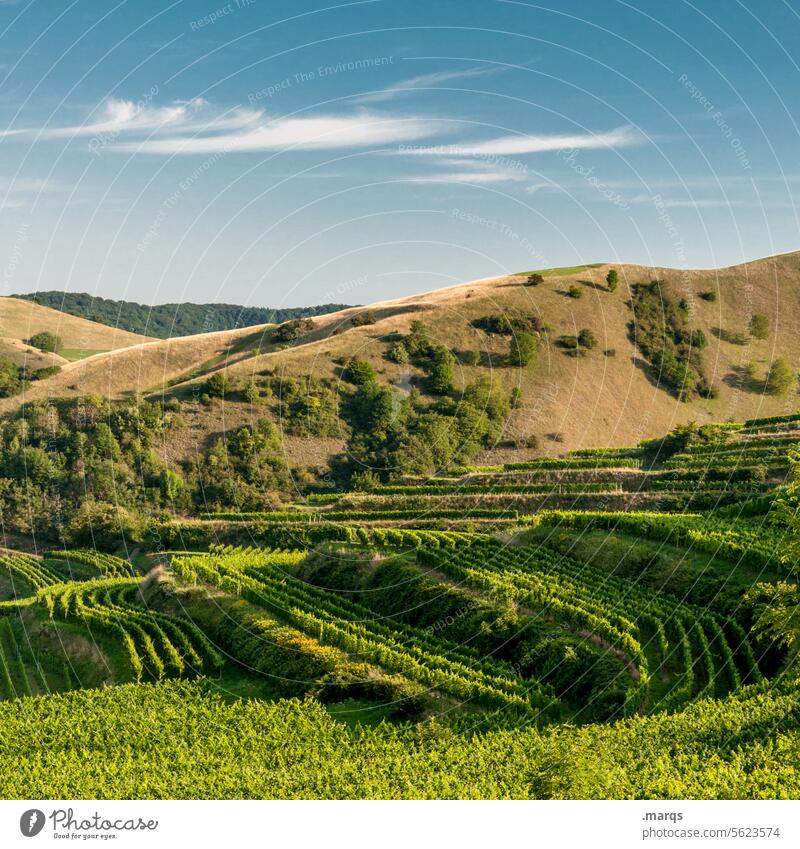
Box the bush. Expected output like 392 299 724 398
577 329 598 350
698 290 717 302
344 359 377 386
510 387 522 409
405 320 431 356
273 317 315 343
750 313 770 340
30 365 61 381
567 285 583 299
606 269 618 292
510 331 538 368
386 342 410 364
0 357 23 398
525 273 544 286
765 358 796 395
426 346 455 394
461 350 480 366
28 331 61 352
205 371 229 398
351 311 376 327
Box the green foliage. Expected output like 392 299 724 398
205 371 229 398
606 269 619 292
343 359 377 386
30 365 61 381
525 273 544 286
0 357 23 398
510 387 523 409
386 342 410 364
509 331 538 368
350 311 376 327
750 313 770 340
631 281 710 399
275 376 341 437
766 358 796 395
273 317 315 343
567 285 583 299
14 292 349 338
28 331 62 352
425 346 456 394
577 328 597 350
699 290 717 302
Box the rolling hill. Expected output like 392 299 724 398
0 296 155 366
12 291 353 339
3 251 798 469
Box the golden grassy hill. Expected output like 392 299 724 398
0 297 154 360
3 252 800 466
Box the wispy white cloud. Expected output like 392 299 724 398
405 125 643 158
115 112 442 155
2 97 442 154
355 66 500 104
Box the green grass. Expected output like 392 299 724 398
58 348 108 361
519 263 603 276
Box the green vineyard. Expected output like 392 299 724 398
0 409 798 798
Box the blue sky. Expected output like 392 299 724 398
1 0 799 307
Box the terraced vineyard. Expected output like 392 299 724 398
0 410 798 798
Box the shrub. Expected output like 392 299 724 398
510 387 523 409
606 269 619 292
351 311 376 327
28 331 61 352
405 320 431 356
462 350 480 366
426 346 455 394
29 365 61 381
577 328 598 350
525 273 544 286
604 348 617 357
273 317 315 342
0 357 23 398
749 313 770 340
344 359 377 386
205 371 229 398
698 290 717 302
510 331 538 368
567 285 583 299
765 358 796 395
386 342 410 364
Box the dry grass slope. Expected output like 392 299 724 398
0 297 153 354
3 252 800 463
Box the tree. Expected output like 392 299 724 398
567 285 583 299
344 359 377 386
28 331 61 352
351 311 376 327
525 273 544 287
0 357 22 398
205 371 229 398
766 358 796 395
606 269 619 292
405 320 431 356
510 331 538 368
244 381 261 404
750 313 770 340
386 342 409 365
426 346 455 394
577 329 598 350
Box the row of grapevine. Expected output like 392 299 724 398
171 548 557 718
43 550 136 579
35 579 224 682
0 554 61 592
535 510 787 571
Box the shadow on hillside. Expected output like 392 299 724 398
723 366 765 394
711 326 749 346
578 279 608 293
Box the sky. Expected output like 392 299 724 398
1 0 799 308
